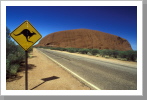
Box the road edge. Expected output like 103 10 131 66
37 48 101 90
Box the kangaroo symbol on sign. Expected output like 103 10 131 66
14 29 36 43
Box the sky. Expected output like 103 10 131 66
6 6 137 50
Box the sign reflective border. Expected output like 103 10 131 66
10 20 42 51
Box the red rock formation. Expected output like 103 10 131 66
36 29 132 51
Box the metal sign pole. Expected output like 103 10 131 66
25 50 28 90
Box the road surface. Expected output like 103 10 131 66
37 48 137 90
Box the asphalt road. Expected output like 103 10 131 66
37 48 137 90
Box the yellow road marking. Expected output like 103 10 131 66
37 48 101 90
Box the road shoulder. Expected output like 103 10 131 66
6 48 91 90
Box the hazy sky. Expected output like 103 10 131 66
6 6 137 50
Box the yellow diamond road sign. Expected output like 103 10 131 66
10 20 42 51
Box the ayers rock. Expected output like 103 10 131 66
36 29 132 51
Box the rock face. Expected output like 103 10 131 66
36 29 132 51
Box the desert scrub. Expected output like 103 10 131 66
38 46 137 62
6 27 25 79
90 49 99 55
78 48 90 54
66 48 79 53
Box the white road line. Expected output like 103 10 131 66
37 48 101 90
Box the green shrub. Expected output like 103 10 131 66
49 47 55 50
55 47 62 50
99 49 119 58
117 50 137 61
6 27 25 78
78 48 90 54
103 50 117 57
118 51 127 58
111 50 119 58
99 49 109 57
66 48 77 53
125 50 137 61
59 47 66 51
6 44 25 76
90 49 99 55
9 64 20 75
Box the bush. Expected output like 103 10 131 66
118 51 127 58
90 49 99 55
55 47 62 50
6 44 25 76
6 27 25 78
66 48 77 53
99 49 109 57
78 48 90 54
117 50 137 61
111 50 119 58
9 64 20 75
125 50 137 61
59 47 66 51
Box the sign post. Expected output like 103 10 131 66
10 20 42 90
25 51 28 90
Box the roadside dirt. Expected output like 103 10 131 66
6 48 91 90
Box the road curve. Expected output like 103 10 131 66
37 48 137 90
